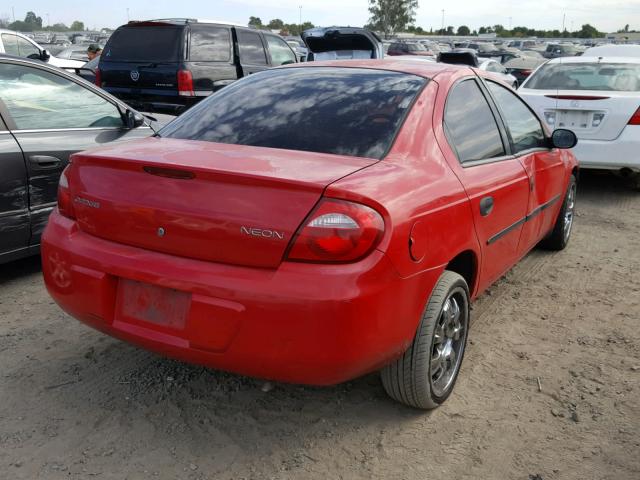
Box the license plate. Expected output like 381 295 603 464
557 110 591 129
116 279 190 329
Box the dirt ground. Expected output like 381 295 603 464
1 171 638 480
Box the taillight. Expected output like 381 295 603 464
520 69 533 76
177 69 194 96
628 107 640 125
286 199 384 263
94 67 102 87
57 166 76 220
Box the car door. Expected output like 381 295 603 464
439 77 531 292
0 114 31 262
484 80 566 253
0 60 152 247
235 29 270 76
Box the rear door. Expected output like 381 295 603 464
0 113 30 261
440 77 531 291
100 24 186 98
0 60 152 246
235 29 270 75
484 79 566 252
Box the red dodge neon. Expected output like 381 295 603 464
42 60 579 409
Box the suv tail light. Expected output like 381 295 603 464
628 107 640 125
286 199 384 263
177 69 194 96
57 166 76 220
94 67 102 87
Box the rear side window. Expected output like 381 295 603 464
189 26 231 62
264 35 297 66
486 81 546 153
103 26 183 62
444 79 505 163
524 62 640 91
160 67 426 159
237 30 267 65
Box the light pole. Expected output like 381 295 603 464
47 13 50 27
441 9 445 34
299 5 302 35
509 16 512 30
126 8 130 22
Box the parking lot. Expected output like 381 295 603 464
1 170 638 480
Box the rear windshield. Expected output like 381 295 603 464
525 62 640 91
160 67 426 159
103 26 183 62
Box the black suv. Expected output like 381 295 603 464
97 19 298 114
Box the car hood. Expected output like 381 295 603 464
302 27 384 60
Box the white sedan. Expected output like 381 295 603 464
478 58 518 88
518 56 640 186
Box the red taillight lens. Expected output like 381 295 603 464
94 67 102 87
177 69 194 96
628 107 640 125
57 166 76 220
286 199 384 263
521 69 533 76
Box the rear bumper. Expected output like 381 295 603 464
572 126 640 172
42 211 440 385
105 88 201 114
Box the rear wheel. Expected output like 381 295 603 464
539 174 576 250
381 271 470 409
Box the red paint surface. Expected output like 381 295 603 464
42 60 578 385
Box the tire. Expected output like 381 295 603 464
539 174 577 251
381 271 470 409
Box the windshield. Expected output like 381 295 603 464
103 26 183 62
160 67 426 159
525 62 640 91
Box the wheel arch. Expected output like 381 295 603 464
445 249 479 296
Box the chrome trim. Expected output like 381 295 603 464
12 126 151 134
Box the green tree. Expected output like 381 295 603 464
70 21 85 31
457 25 470 36
368 0 418 39
576 23 601 38
267 18 284 30
248 16 263 28
25 11 43 28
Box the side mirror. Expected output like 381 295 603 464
125 109 145 129
40 49 50 62
551 129 577 149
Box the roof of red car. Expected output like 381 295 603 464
281 59 472 80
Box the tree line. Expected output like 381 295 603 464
0 11 85 32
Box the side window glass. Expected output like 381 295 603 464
444 79 505 163
0 64 123 130
190 26 231 62
487 81 546 153
237 30 267 65
2 34 20 56
265 35 296 66
16 37 40 58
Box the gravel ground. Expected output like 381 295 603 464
1 171 638 480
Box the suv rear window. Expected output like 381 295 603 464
160 67 426 159
103 26 183 62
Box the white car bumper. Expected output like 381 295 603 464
572 126 640 172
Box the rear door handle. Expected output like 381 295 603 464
479 196 494 217
29 155 62 169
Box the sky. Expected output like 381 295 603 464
1 0 637 33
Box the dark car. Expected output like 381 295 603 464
544 43 579 59
503 56 547 85
387 42 432 57
97 19 298 114
0 55 156 264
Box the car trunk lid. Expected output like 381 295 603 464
302 27 383 60
520 89 640 140
68 138 376 268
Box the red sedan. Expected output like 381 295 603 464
42 60 579 409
